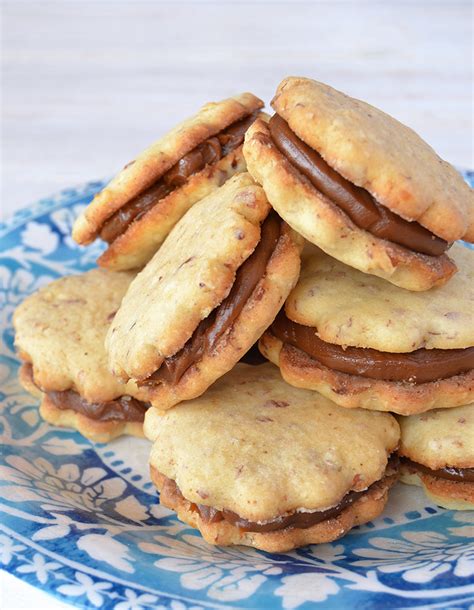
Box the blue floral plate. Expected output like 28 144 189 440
1 176 474 610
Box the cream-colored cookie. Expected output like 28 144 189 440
146 363 399 551
272 77 474 242
260 332 474 415
286 243 474 352
399 404 474 469
259 244 474 414
73 93 264 270
107 173 303 410
14 270 150 440
150 466 397 553
98 148 247 270
244 118 458 291
14 269 144 401
398 405 474 510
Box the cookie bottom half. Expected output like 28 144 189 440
40 396 145 443
400 464 474 511
259 333 474 415
150 467 397 552
19 363 146 443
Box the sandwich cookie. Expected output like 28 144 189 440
398 405 474 510
107 173 303 410
260 244 474 415
244 77 474 291
73 93 264 270
145 363 400 552
14 269 151 442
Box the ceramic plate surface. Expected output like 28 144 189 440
1 175 474 610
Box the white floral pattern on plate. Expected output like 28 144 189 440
1 176 473 609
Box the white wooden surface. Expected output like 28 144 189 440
1 2 472 608
2 0 473 221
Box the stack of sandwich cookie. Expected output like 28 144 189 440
144 363 400 552
73 93 264 270
13 78 474 550
260 243 474 414
107 173 303 410
398 405 474 510
244 77 473 290
14 269 151 442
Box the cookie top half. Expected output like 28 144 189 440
13 269 143 403
399 404 474 470
146 363 399 521
107 173 271 380
72 92 263 247
272 77 473 242
286 243 474 352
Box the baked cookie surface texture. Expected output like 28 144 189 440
14 269 150 442
73 93 264 270
145 363 400 552
107 173 303 411
244 77 473 290
260 244 474 414
398 405 474 510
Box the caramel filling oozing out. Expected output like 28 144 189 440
100 112 259 243
139 213 282 387
153 455 398 533
270 311 474 384
24 363 148 422
401 457 474 483
269 114 449 257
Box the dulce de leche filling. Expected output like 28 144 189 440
270 311 474 384
269 114 449 257
24 363 148 422
100 112 258 244
155 455 397 533
139 213 282 387
401 457 474 483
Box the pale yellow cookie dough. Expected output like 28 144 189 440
146 363 400 522
107 173 272 381
399 404 474 470
271 77 474 242
244 118 457 291
14 268 146 403
73 92 263 246
286 243 474 352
